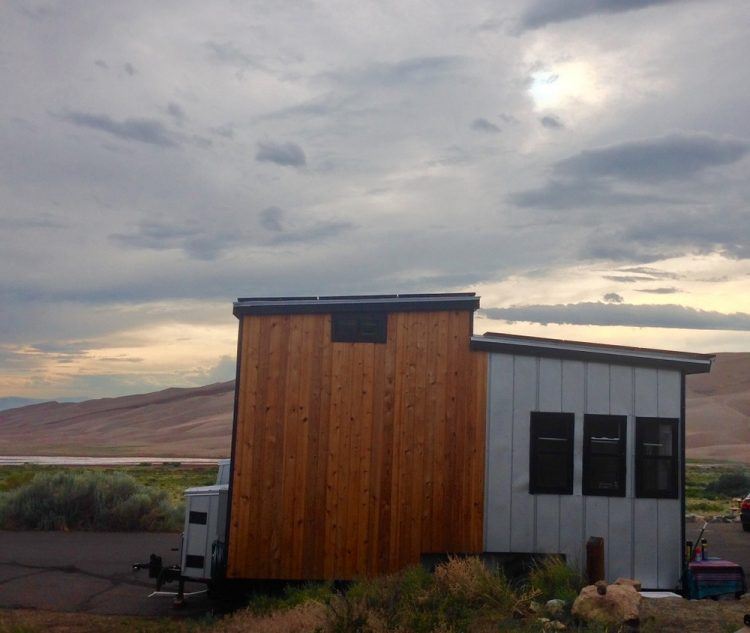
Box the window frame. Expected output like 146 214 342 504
529 411 575 495
635 416 679 499
582 414 627 497
331 312 388 344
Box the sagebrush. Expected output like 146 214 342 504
0 470 183 531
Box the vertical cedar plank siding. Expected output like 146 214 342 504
227 310 487 580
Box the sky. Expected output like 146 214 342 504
1 0 749 401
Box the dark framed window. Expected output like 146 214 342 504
331 312 387 343
583 415 627 497
635 417 679 499
529 412 575 495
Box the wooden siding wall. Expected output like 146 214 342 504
227 310 487 580
484 354 682 589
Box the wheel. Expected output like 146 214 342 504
742 522 750 532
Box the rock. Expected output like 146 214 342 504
545 599 566 618
537 618 566 631
571 583 641 627
614 577 642 592
595 580 608 595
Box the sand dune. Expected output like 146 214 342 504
1 353 748 460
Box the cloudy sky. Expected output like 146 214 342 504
1 0 749 400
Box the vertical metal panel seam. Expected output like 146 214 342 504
483 355 492 549
656 370 661 585
533 356 540 552
581 361 588 554
606 364 611 579
630 365 636 579
558 359 564 554
509 354 515 550
680 372 686 590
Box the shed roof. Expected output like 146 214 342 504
470 332 713 374
233 292 480 317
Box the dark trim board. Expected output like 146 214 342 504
223 315 244 573
680 372 687 591
233 293 480 317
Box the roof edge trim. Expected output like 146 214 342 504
233 293 480 317
470 334 713 374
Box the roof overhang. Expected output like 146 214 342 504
233 292 480 317
470 332 713 374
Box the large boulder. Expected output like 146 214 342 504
571 582 641 627
613 577 642 592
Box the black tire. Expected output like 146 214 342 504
742 522 750 532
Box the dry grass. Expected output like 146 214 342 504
213 601 327 633
640 597 748 633
0 609 198 633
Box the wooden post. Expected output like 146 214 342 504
586 536 605 584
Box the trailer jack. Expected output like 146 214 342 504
133 554 185 607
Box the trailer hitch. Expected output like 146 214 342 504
132 554 181 590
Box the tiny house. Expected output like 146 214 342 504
222 293 712 590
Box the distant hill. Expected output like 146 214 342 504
0 382 234 457
0 397 46 412
686 352 750 462
0 353 747 461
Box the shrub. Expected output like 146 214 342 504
704 471 750 498
527 556 585 606
0 470 183 531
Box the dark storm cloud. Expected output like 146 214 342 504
327 56 465 87
540 115 564 129
555 133 749 183
205 41 262 71
519 0 682 30
636 287 680 294
269 221 353 245
259 206 284 232
62 111 178 147
110 221 236 261
109 213 352 260
471 118 501 133
210 123 234 138
587 207 750 261
256 141 306 167
618 266 681 279
603 292 624 303
166 102 186 125
602 276 650 283
483 302 750 331
509 179 669 209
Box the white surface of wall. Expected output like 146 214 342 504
484 353 682 589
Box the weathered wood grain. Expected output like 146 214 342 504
227 309 487 580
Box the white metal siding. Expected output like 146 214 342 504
484 353 682 589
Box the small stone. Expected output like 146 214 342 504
595 580 608 595
546 598 566 618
